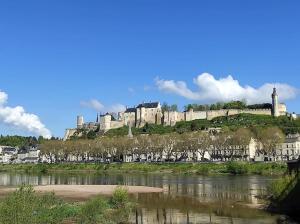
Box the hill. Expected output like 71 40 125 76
105 114 300 137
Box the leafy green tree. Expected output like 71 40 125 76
170 104 178 112
87 130 97 139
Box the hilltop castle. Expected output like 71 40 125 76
64 88 289 140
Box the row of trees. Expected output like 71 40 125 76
0 135 60 147
40 126 285 163
161 103 178 113
184 101 272 111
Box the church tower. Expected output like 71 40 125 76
272 87 279 117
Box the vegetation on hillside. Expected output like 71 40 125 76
105 114 299 137
0 185 133 224
0 135 46 147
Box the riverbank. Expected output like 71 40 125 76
0 162 287 175
0 185 163 200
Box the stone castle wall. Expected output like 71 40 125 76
110 120 124 129
206 109 271 120
185 110 207 121
163 109 272 126
163 111 185 126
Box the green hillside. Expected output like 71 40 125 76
105 114 300 137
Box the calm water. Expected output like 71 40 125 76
0 172 293 224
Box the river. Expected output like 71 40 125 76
0 172 293 223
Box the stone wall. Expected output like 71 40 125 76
185 110 207 121
110 120 124 129
63 128 77 141
206 109 271 120
122 112 136 125
163 111 185 126
163 108 272 126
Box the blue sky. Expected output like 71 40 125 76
0 0 299 137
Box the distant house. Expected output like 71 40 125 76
0 146 18 164
16 146 40 164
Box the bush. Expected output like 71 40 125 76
0 185 75 224
226 162 248 174
78 196 109 224
0 186 134 224
108 187 133 223
267 174 296 201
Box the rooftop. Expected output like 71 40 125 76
136 102 159 109
125 107 136 113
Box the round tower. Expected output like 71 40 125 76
77 115 84 129
272 87 279 117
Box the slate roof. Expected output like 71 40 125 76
136 102 159 109
125 108 136 113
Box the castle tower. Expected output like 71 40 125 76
100 114 112 132
77 115 84 129
272 87 279 117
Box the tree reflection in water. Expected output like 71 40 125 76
0 172 285 224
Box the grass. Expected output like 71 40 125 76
0 185 133 224
267 173 298 202
0 162 287 176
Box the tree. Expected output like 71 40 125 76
211 131 232 161
229 128 253 160
162 103 178 113
87 130 97 139
161 102 170 113
191 121 200 131
184 104 192 111
170 104 178 112
255 126 285 161
195 132 212 161
223 101 246 109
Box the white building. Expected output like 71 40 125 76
0 146 18 164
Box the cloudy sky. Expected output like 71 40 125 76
0 0 300 137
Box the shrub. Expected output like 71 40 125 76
78 196 109 224
0 185 75 224
267 174 296 201
108 187 133 223
226 162 248 174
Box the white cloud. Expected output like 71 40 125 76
0 90 52 138
155 73 298 104
80 99 104 111
80 99 125 113
0 91 8 105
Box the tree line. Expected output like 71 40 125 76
0 135 60 148
40 126 285 163
184 101 272 111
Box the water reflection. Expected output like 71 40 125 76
0 173 282 223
